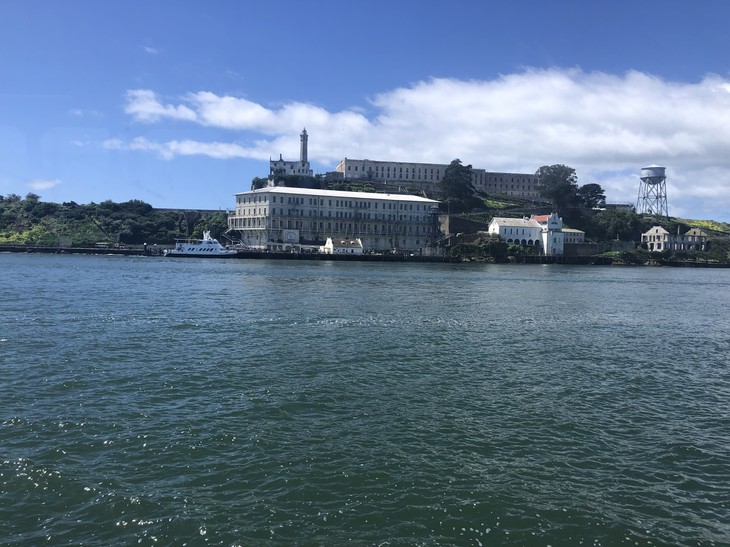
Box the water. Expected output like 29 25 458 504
1 253 729 546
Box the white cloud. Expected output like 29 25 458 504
69 108 102 118
117 68 730 219
104 136 256 161
124 90 197 123
28 179 61 191
143 46 158 55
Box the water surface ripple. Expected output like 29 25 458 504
1 254 729 545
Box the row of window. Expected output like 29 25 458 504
474 175 538 184
236 207 431 223
475 183 537 191
347 165 441 175
229 217 430 235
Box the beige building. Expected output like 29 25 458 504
642 226 708 252
228 186 440 254
471 170 540 199
335 158 541 200
563 228 586 244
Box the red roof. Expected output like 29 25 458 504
530 215 551 223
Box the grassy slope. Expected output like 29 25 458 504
678 218 730 238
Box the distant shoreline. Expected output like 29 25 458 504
3 243 730 267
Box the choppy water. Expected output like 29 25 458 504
1 253 729 546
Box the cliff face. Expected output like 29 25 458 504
438 214 490 237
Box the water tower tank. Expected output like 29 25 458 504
636 164 669 218
640 165 666 184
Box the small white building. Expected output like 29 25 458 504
320 237 363 255
488 212 575 256
642 226 708 252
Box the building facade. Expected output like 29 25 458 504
488 213 578 256
471 169 540 199
269 128 313 177
335 158 541 200
320 237 363 255
642 226 708 252
228 186 441 254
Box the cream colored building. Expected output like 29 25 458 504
642 226 708 252
228 186 440 254
335 158 541 200
471 170 540 199
563 228 585 244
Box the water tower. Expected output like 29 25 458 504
636 164 669 219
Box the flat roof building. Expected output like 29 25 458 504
335 158 542 200
228 186 441 254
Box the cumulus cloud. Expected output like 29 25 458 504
124 90 197 123
28 179 61 191
117 68 730 219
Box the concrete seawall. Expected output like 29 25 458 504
2 244 727 267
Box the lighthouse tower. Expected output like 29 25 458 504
300 128 308 164
269 128 313 178
636 165 669 219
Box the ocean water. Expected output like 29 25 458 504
1 253 729 546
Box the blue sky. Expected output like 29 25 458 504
2 0 730 221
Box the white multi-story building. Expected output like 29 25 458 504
488 213 576 256
228 186 440 254
335 158 541 200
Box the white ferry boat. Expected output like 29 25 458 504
164 231 238 258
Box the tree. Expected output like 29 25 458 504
251 177 269 190
575 183 606 208
586 209 651 241
702 238 730 262
536 164 578 212
441 159 484 213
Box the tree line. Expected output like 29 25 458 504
0 193 228 246
439 160 606 213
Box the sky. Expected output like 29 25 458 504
1 1 730 222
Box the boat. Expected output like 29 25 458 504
164 231 238 258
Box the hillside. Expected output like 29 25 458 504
0 194 229 247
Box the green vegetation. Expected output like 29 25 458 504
440 159 486 213
0 193 228 247
325 180 377 193
481 197 517 209
680 218 730 237
536 164 607 212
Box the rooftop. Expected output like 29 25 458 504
237 186 440 204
